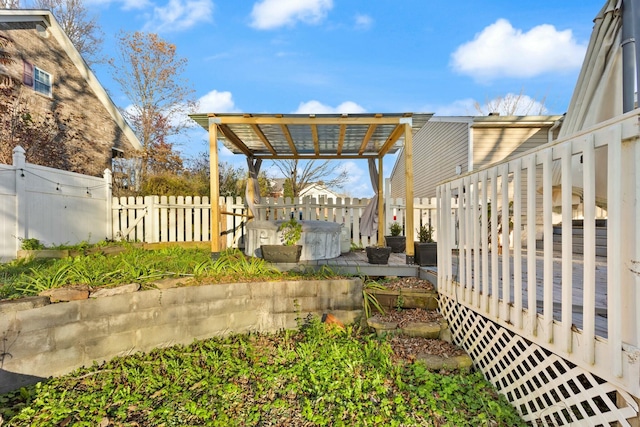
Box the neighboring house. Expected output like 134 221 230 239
389 114 563 199
267 178 346 200
0 9 141 176
299 182 345 200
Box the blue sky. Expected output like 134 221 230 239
76 0 604 196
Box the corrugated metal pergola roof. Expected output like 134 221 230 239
189 112 433 159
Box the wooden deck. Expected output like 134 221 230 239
448 249 609 338
284 250 422 277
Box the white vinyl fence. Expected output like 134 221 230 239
0 147 110 261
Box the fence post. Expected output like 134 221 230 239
104 169 113 241
13 146 26 255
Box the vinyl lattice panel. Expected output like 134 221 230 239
440 295 639 426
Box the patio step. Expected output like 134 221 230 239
366 314 473 371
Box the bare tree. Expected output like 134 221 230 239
475 89 547 116
109 31 197 191
33 0 104 66
273 159 348 197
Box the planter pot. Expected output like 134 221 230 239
366 246 392 264
260 245 302 263
384 236 406 253
414 242 437 266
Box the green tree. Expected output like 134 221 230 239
109 31 197 194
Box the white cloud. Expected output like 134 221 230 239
451 19 586 81
293 100 366 114
354 13 373 30
250 0 333 30
198 90 239 113
143 0 214 33
336 160 372 197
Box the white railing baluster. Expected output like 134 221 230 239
582 135 596 365
513 159 523 330
491 167 499 318
458 179 467 297
501 163 511 323
527 154 537 336
472 174 481 308
561 143 574 354
542 148 554 343
464 176 473 304
608 125 623 378
480 170 489 314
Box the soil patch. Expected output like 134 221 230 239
381 277 435 291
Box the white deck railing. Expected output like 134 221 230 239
436 110 640 397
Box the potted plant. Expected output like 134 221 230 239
365 245 392 264
384 221 406 253
414 224 437 266
260 217 303 263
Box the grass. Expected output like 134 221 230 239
0 245 525 425
0 246 291 300
0 316 525 426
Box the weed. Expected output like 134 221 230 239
362 280 386 318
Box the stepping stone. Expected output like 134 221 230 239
40 285 89 302
151 277 190 289
416 353 473 371
401 321 442 339
90 283 140 298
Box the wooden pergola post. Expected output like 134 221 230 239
377 156 384 246
404 121 415 263
209 118 220 254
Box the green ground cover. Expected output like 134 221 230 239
0 316 524 426
0 246 291 300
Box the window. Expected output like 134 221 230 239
33 67 52 96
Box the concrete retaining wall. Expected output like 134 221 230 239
0 278 363 393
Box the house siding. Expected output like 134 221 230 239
472 127 550 169
0 20 135 176
390 120 469 199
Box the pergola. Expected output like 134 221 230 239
189 112 433 263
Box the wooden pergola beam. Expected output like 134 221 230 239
279 124 298 155
251 124 277 156
209 114 408 126
359 124 378 155
218 125 252 157
378 124 405 157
